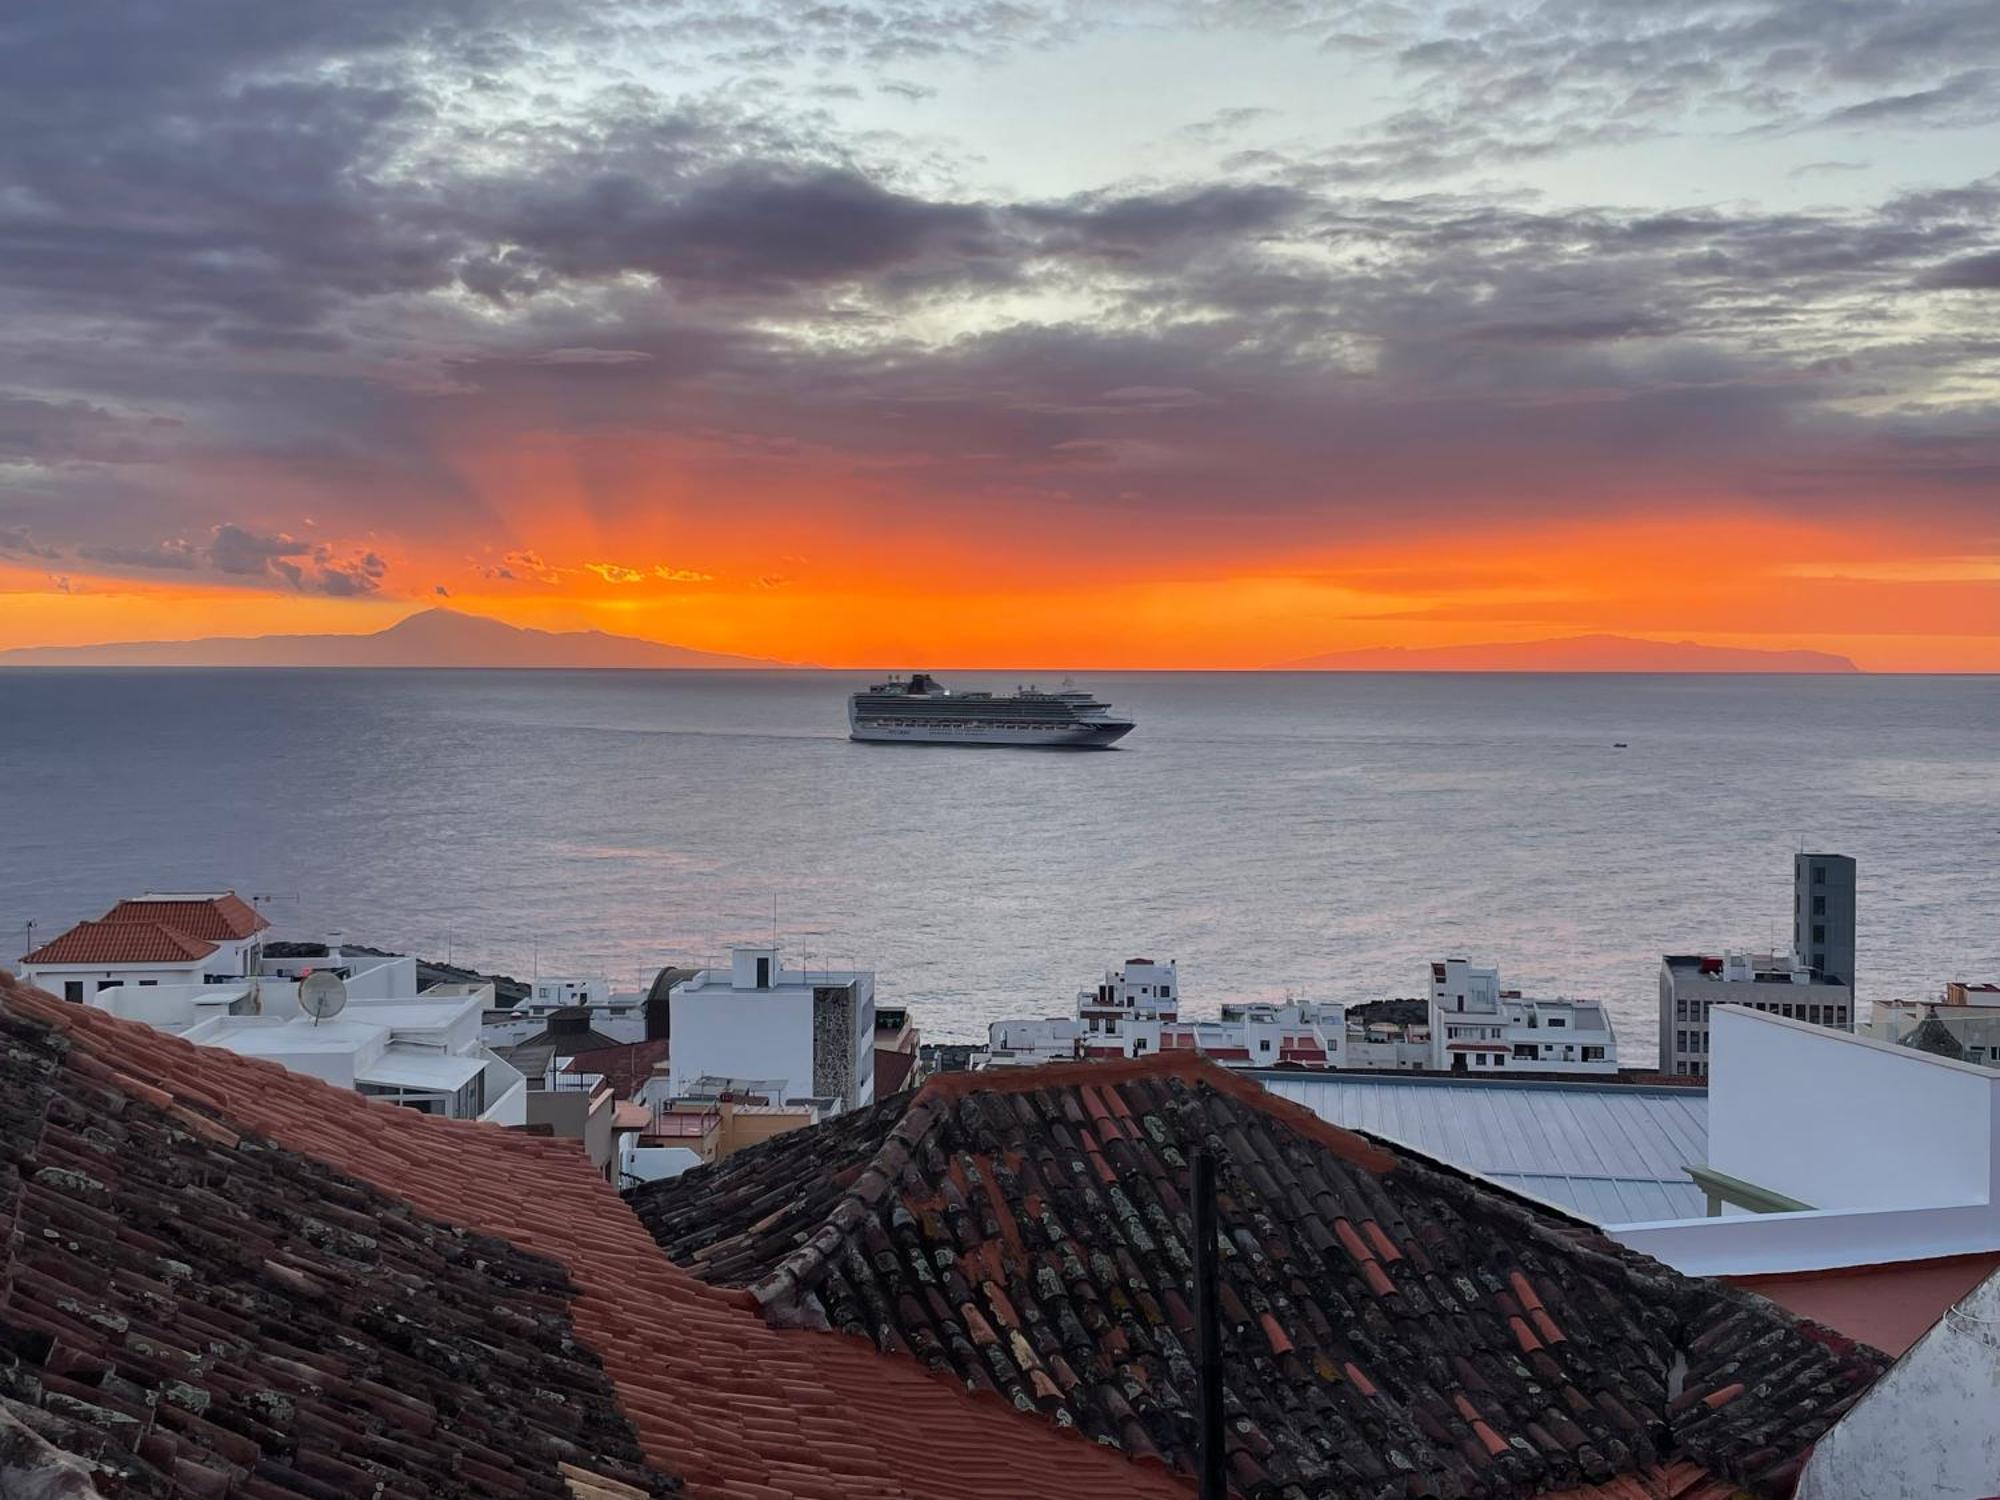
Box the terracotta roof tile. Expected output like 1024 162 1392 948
0 989 673 1498
0 976 1185 1500
22 919 218 966
103 892 270 941
632 1051 1887 1499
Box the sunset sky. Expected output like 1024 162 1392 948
2 1 1996 668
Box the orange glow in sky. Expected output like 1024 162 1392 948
6 504 1995 671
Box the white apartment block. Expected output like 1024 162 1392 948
668 946 875 1113
1427 958 1618 1075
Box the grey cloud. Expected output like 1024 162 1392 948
316 549 388 595
499 163 1009 295
1922 251 2000 289
0 525 63 559
77 540 200 570
208 524 308 576
0 0 1996 596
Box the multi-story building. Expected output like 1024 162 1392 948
1660 853 1857 1077
1426 958 1618 1075
990 958 1349 1069
19 890 271 1000
1660 952 1852 1077
667 946 875 1113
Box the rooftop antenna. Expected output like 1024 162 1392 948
298 970 348 1028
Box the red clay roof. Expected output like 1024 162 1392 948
21 918 218 966
1730 1251 2000 1357
0 975 1187 1500
104 891 269 941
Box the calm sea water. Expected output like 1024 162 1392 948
1 670 1994 1053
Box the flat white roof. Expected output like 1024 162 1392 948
341 999 480 1029
357 1049 485 1092
194 1018 384 1054
1257 1072 1710 1225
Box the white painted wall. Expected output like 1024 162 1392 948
1613 1009 2000 1277
1710 1006 1994 1213
23 961 208 997
1797 1269 2000 1500
670 988 814 1100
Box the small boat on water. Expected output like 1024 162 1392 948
848 673 1135 748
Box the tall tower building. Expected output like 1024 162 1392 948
1795 852 1857 997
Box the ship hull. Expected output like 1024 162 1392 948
849 716 1133 748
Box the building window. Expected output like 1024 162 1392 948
1813 895 1826 916
1808 1005 1821 1025
1582 1046 1604 1061
1548 1017 1565 1028
1812 925 1826 946
96 979 118 992
63 981 83 1004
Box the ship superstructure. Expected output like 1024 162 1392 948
847 674 1134 748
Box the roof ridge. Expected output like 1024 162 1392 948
916 1050 1400 1173
746 1090 945 1323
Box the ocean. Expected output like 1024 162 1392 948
1 669 1993 1054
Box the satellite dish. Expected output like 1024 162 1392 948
298 970 348 1024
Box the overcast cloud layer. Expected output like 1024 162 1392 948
0 0 1995 658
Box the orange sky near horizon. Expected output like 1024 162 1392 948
6 507 1996 671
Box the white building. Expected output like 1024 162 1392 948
1611 1006 2000 1356
667 946 875 1113
86 945 525 1126
20 891 271 1001
986 1015 1084 1067
1427 958 1617 1075
988 959 1349 1070
481 974 649 1048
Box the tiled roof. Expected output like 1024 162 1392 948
0 989 673 1498
105 892 270 942
563 1039 670 1100
0 976 1188 1500
22 919 218 966
632 1054 1886 1500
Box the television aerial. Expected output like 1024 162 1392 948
298 970 348 1026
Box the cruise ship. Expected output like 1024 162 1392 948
848 674 1134 748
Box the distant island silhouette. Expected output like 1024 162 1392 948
1281 634 1860 673
0 608 789 669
